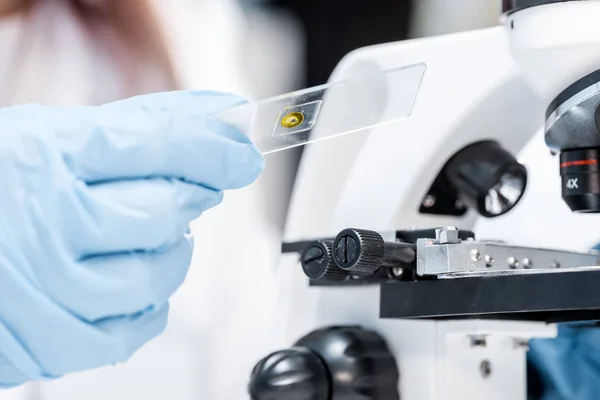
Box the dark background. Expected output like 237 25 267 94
263 0 414 87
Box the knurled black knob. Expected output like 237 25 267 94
248 326 400 400
249 347 330 400
301 240 349 281
333 228 385 275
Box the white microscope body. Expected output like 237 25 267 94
255 2 600 400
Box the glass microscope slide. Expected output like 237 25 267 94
213 62 427 155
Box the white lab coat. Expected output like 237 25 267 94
2 1 301 399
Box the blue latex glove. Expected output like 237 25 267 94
0 91 264 387
529 324 600 400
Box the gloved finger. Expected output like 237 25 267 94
0 335 52 387
92 302 170 363
52 90 265 190
72 305 171 376
63 178 222 257
109 90 249 118
32 233 193 322
0 262 170 377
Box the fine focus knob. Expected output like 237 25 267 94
301 240 349 281
249 347 329 400
333 228 385 275
248 326 400 400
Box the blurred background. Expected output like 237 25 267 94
1 0 500 399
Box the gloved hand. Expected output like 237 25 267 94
0 91 264 387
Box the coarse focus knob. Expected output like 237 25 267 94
248 326 400 400
249 347 329 400
301 240 349 281
333 228 385 275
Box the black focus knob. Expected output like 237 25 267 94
249 347 329 400
301 240 349 281
333 229 385 275
249 326 400 400
332 229 416 276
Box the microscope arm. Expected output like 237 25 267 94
284 26 544 243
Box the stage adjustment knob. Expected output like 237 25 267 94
333 228 416 276
333 229 385 275
301 240 349 281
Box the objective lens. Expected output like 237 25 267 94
559 148 600 213
544 67 600 213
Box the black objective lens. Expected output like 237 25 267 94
445 141 527 218
544 68 600 212
559 148 600 212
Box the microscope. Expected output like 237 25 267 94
247 1 600 399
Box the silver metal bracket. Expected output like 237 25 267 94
416 232 600 279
